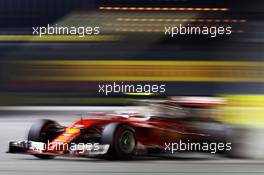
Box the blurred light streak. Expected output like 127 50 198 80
9 61 264 82
115 28 164 32
219 95 264 128
115 28 244 33
0 35 122 42
99 7 229 11
107 23 232 27
0 95 130 106
116 18 246 23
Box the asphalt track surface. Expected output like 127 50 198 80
1 107 264 175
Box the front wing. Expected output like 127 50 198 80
7 141 110 157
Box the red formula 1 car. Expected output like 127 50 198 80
8 98 232 159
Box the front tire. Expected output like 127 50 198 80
28 119 60 159
101 123 136 159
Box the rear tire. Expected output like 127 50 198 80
101 123 136 160
28 119 60 159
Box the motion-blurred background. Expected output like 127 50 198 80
0 0 264 158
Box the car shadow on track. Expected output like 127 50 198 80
16 155 216 162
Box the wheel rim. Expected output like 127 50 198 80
118 130 135 154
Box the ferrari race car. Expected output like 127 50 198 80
7 98 232 160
